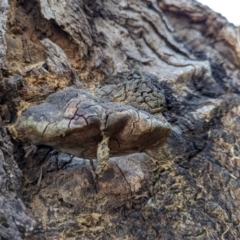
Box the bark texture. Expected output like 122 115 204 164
1 0 240 239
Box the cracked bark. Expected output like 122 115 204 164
1 0 240 239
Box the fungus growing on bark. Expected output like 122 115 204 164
11 87 171 175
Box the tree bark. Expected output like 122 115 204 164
1 0 240 239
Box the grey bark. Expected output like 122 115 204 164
1 0 240 239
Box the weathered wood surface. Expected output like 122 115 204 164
1 0 240 239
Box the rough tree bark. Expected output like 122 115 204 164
1 0 240 239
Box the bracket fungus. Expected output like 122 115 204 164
12 87 171 175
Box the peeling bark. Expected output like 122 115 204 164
0 0 9 67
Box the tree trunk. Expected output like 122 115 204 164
1 0 240 239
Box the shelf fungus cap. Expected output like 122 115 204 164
12 88 171 158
